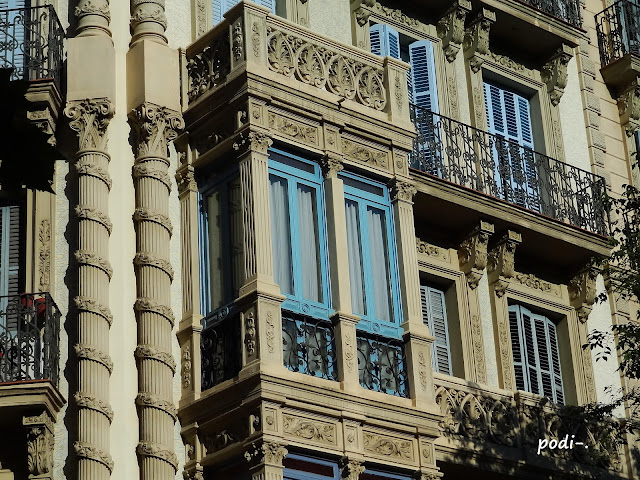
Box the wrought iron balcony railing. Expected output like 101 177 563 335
519 0 582 27
0 293 60 387
0 5 64 86
282 312 338 381
356 331 409 398
596 0 640 67
409 104 609 236
201 308 242 391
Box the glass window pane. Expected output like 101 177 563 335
345 200 365 315
297 184 322 303
269 175 294 295
367 206 392 322
207 191 224 309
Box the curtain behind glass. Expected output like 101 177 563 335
297 184 321 303
269 175 293 294
345 200 365 314
207 192 224 309
367 207 392 322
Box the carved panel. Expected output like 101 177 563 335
268 111 319 146
416 238 449 262
362 431 414 462
282 414 338 446
340 137 389 170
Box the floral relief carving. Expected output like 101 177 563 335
513 273 560 296
244 312 256 357
341 138 388 168
187 35 231 102
245 442 288 466
129 103 184 158
363 432 413 460
266 311 275 353
64 98 115 151
416 238 449 262
344 332 355 372
266 26 386 110
24 412 54 477
390 179 417 203
373 2 423 30
182 347 192 389
488 230 521 297
196 0 206 37
340 458 365 480
542 45 573 106
437 1 472 63
233 22 244 61
268 112 318 145
282 415 337 445
569 264 599 323
252 21 261 57
471 315 486 383
38 219 51 291
458 221 494 289
487 52 527 73
463 9 495 73
498 316 513 390
418 351 428 392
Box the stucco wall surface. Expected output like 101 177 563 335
559 56 591 171
308 0 351 45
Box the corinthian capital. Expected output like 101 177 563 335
389 178 417 203
64 98 115 151
129 103 184 158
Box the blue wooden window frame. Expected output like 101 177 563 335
341 171 403 339
213 0 275 25
269 148 331 319
283 454 339 480
509 303 565 405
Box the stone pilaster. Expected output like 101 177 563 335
129 103 183 480
64 98 115 480
245 441 288 480
23 412 55 480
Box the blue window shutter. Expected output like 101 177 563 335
420 285 451 375
257 0 275 12
0 206 20 330
212 0 223 25
409 40 438 113
508 304 527 391
483 82 534 148
547 318 564 404
369 23 400 59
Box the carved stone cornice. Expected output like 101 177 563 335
129 103 184 158
617 80 640 137
372 1 422 30
488 230 522 297
463 8 496 73
64 98 115 151
319 153 344 179
244 441 288 467
233 130 273 155
437 1 472 63
24 412 55 478
389 179 417 203
569 264 600 322
542 45 574 106
459 221 494 289
340 457 365 480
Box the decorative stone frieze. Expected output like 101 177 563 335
512 273 560 297
341 138 389 169
463 8 496 73
437 1 472 63
65 98 115 480
487 230 521 297
416 238 449 262
458 221 494 289
569 264 600 322
542 45 574 106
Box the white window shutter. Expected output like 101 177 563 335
547 317 564 404
409 40 439 113
0 206 20 331
420 285 451 375
508 304 527 391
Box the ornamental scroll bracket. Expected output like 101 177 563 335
437 0 472 63
542 44 574 106
463 8 496 73
617 79 640 137
568 263 600 323
458 221 494 289
488 230 522 297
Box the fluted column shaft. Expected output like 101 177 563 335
130 103 183 480
65 99 116 480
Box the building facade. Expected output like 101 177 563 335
0 0 638 479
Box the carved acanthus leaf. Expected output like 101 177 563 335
458 221 494 289
463 8 495 73
129 103 184 158
437 1 472 62
542 44 574 106
64 99 115 151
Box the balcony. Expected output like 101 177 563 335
434 374 627 475
518 0 581 28
596 0 640 91
0 293 60 387
410 105 609 237
0 5 64 87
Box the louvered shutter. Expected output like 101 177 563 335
420 285 451 375
409 40 438 113
547 318 564 404
214 0 274 25
369 23 400 59
508 304 527 391
0 206 21 331
2 0 26 78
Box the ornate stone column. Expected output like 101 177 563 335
64 98 115 480
245 442 288 480
390 179 435 408
75 0 111 37
130 0 168 45
129 104 183 480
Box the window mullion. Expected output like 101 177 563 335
359 201 376 323
288 178 302 301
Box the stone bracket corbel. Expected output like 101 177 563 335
617 78 640 137
542 44 574 106
488 230 522 297
458 220 494 289
23 412 55 480
437 0 472 63
569 263 600 323
463 8 496 73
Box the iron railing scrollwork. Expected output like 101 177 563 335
201 306 242 391
596 0 640 67
356 331 409 398
519 0 582 27
409 104 609 236
0 5 64 86
282 312 338 381
0 293 60 387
